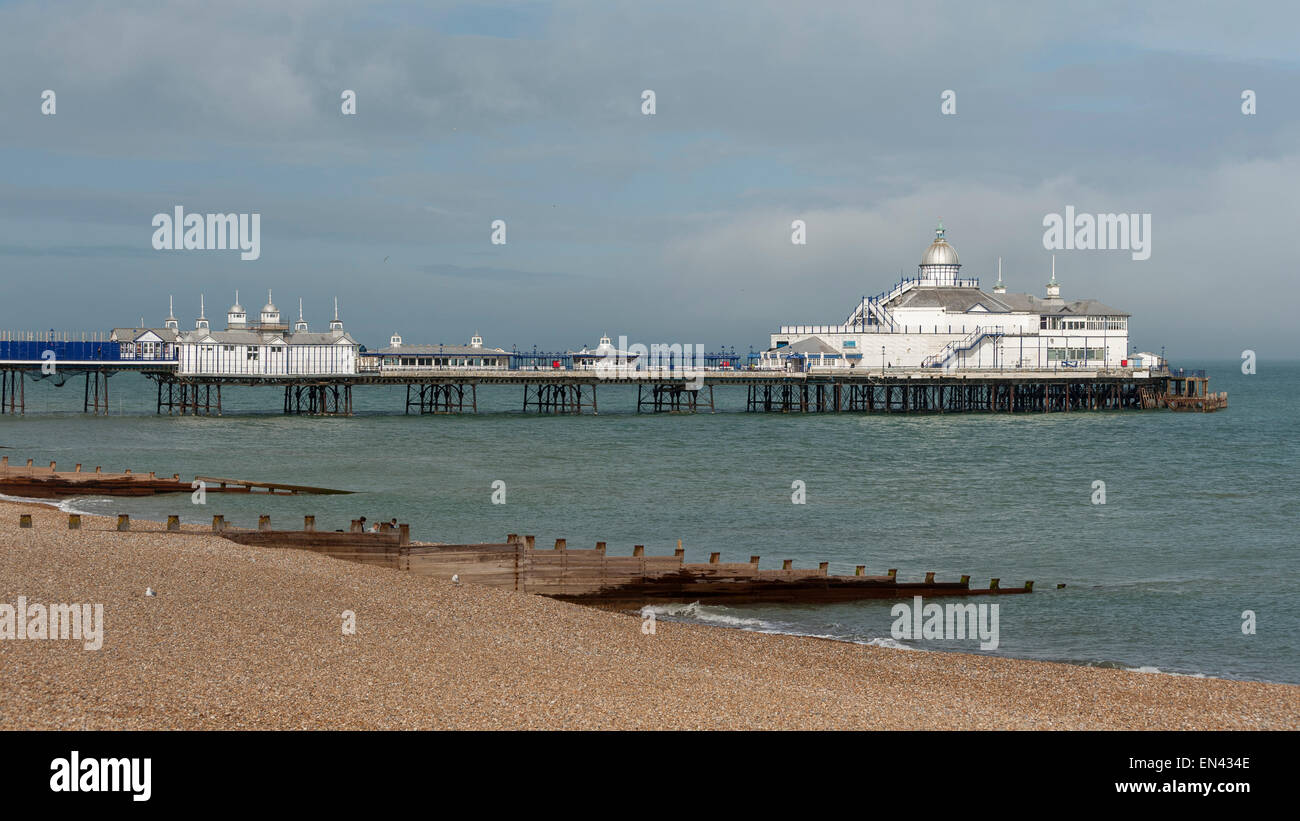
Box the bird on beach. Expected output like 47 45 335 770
451 574 460 585
145 587 156 597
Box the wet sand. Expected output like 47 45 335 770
1 499 1296 730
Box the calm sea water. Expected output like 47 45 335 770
3 361 1296 683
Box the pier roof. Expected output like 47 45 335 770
110 327 179 343
370 343 509 356
181 329 357 345
893 287 1013 313
769 336 840 355
995 293 1129 316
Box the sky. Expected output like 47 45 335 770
1 0 1297 359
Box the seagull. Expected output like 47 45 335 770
145 587 156 597
451 574 460 585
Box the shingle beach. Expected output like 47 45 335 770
2 499 1296 730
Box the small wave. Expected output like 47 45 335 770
858 636 920 651
640 602 774 629
0 493 123 520
1126 665 1206 679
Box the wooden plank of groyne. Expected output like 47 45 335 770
193 476 353 495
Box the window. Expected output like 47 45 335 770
269 346 283 353
843 340 857 347
1048 347 1105 361
246 348 259 361
223 345 236 352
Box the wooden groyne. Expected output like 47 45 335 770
206 517 1033 606
0 457 351 498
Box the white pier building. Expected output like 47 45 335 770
765 223 1132 371
172 293 359 376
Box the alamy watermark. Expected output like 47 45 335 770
1043 206 1151 261
891 595 999 650
592 337 707 389
151 206 261 261
0 597 103 650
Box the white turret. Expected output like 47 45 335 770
993 258 1006 294
164 295 179 330
390 333 402 348
260 290 281 326
1046 255 1061 300
227 291 246 329
293 298 309 333
195 294 209 331
470 333 483 349
329 297 344 335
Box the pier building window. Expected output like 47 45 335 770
1048 347 1105 361
246 349 259 361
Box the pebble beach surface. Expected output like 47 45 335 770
1 499 1296 730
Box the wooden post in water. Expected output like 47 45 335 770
258 515 271 532
166 515 180 532
633 545 645 557
304 515 316 532
68 514 80 529
782 559 793 570
116 514 130 531
212 515 225 533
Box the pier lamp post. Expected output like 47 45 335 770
881 346 885 375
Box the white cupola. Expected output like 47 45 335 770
260 290 281 325
195 294 209 331
329 297 344 335
164 295 179 330
918 220 962 286
293 298 309 332
992 257 1006 294
390 333 402 348
227 291 246 329
470 333 483 349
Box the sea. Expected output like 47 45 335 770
2 360 1295 684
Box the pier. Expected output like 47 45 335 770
0 332 1224 416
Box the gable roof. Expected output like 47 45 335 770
110 327 179 343
769 336 841 355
